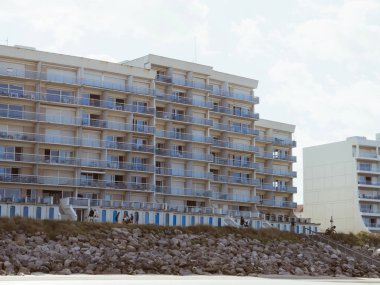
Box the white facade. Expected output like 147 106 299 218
304 135 380 233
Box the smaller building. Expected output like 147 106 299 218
304 134 380 233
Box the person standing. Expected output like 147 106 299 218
88 208 94 222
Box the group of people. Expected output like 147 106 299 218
114 211 139 224
240 216 249 227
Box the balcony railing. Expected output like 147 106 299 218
63 197 167 210
0 109 155 133
212 122 258 136
155 187 212 198
155 91 213 108
166 204 215 214
365 223 380 228
156 111 213 126
360 208 380 214
255 151 297 162
359 194 380 200
212 139 258 152
0 66 155 96
210 88 259 103
0 174 154 191
211 105 259 120
156 75 213 91
0 130 154 154
258 199 297 208
259 183 297 193
0 196 54 205
211 157 257 169
357 152 378 159
212 192 260 203
226 210 262 219
256 167 297 177
211 174 260 186
0 88 156 116
358 181 380 187
357 165 380 173
155 130 213 144
155 149 213 161
155 168 213 179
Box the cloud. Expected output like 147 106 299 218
0 0 215 57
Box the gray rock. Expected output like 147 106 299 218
294 267 304 276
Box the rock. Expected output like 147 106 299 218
58 268 71 275
294 267 304 276
126 245 136 252
17 266 30 275
330 254 339 260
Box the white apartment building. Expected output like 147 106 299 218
0 45 317 232
304 134 380 233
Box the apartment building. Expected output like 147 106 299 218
0 45 316 232
304 135 380 233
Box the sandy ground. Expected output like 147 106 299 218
0 274 378 285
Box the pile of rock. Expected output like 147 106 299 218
0 228 379 277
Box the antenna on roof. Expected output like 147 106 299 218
193 36 197 63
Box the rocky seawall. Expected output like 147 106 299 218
0 226 379 277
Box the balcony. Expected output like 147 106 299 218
155 168 212 180
211 122 258 136
155 187 212 198
156 111 213 126
256 166 297 177
211 105 259 120
258 183 297 193
0 130 155 154
211 192 260 203
155 149 213 161
212 139 258 152
0 174 154 191
0 66 156 96
155 130 213 144
360 208 380 215
226 210 263 219
358 181 380 187
357 165 380 173
211 174 260 186
273 137 297 147
0 196 54 205
211 157 257 169
167 205 215 214
155 75 213 91
258 199 297 208
357 152 379 159
255 151 297 162
210 88 259 103
63 197 167 210
155 92 213 109
358 194 380 201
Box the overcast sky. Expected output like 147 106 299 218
1 0 379 203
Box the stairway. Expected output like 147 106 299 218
59 198 77 221
304 228 380 267
224 216 240 227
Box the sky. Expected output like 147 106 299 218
1 0 379 203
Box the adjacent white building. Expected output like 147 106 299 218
304 134 380 233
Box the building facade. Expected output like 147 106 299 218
0 45 316 232
304 135 380 233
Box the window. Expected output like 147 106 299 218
0 83 24 97
0 104 23 119
133 119 148 132
47 89 73 103
133 101 147 112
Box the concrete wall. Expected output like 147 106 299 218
303 141 367 233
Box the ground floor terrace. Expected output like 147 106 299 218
0 197 319 234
